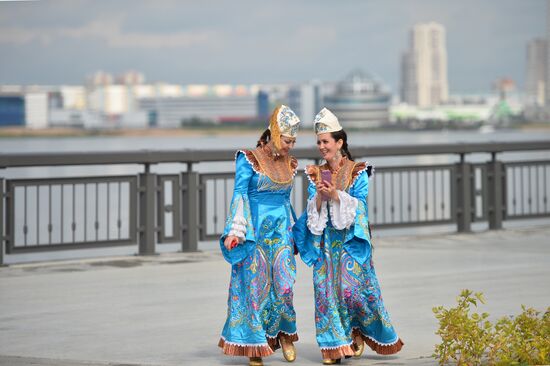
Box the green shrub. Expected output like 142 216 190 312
433 289 550 365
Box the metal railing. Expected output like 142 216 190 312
368 164 454 227
1 140 549 265
505 161 550 219
5 176 137 253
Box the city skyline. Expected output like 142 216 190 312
0 0 545 93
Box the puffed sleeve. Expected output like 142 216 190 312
306 180 329 235
220 151 256 265
329 190 358 230
343 165 373 265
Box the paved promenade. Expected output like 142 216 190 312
1 226 549 366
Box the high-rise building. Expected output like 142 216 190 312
401 22 449 107
526 39 547 106
288 81 322 126
400 51 416 104
523 0 550 121
545 0 550 108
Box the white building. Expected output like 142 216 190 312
139 94 258 127
288 81 322 126
391 103 492 124
48 109 102 128
24 93 49 128
86 82 184 117
156 83 183 98
60 86 87 110
401 22 449 107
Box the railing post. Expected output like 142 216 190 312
138 164 156 255
0 177 4 266
181 165 198 252
455 155 473 232
487 153 504 230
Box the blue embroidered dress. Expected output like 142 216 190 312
293 158 403 359
218 147 299 358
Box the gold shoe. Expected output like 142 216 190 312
281 337 296 362
249 357 263 366
353 336 365 358
322 358 341 365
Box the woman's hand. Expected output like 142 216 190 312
318 181 339 202
224 235 240 251
315 182 327 210
316 182 326 198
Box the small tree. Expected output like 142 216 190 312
433 289 550 365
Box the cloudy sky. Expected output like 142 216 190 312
0 0 545 94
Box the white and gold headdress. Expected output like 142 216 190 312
269 104 300 150
314 107 342 134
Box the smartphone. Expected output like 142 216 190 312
320 170 331 201
321 169 332 184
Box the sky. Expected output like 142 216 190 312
0 0 546 94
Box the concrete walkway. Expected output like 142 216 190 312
1 226 549 366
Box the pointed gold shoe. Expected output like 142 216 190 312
281 338 296 362
353 337 365 358
322 358 341 365
249 357 263 366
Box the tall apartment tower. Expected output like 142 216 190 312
401 22 449 107
545 0 550 107
526 38 547 106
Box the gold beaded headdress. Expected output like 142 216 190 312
268 104 300 150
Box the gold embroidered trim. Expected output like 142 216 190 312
350 162 368 187
306 158 350 191
218 338 274 357
306 159 372 191
320 344 355 359
250 146 296 185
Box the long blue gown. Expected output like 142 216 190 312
218 149 299 358
293 159 403 359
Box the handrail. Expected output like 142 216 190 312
1 140 549 168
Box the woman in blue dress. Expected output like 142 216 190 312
294 108 404 365
218 105 301 366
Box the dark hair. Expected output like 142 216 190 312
330 130 353 161
257 129 271 147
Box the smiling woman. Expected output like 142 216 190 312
294 108 403 364
218 105 301 366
